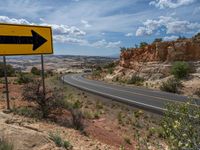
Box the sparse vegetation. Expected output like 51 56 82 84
139 42 148 48
22 79 63 118
0 137 13 150
31 67 40 75
153 38 162 43
171 61 189 79
12 106 42 119
160 78 182 93
127 75 144 86
92 70 101 77
70 109 84 131
17 73 33 84
162 100 200 150
49 132 72 150
0 63 15 77
124 136 131 145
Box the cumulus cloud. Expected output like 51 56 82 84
55 37 121 48
163 35 178 41
136 16 200 36
0 15 121 49
0 16 86 37
149 0 195 9
54 35 88 44
106 41 121 48
125 33 134 37
41 23 86 36
0 16 32 24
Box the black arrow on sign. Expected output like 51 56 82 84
0 30 47 51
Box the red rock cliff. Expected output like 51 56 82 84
120 34 200 68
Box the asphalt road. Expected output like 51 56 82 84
62 74 200 114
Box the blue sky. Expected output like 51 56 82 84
0 0 200 56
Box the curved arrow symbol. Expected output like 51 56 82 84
0 30 47 51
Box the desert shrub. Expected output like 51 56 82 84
63 141 72 150
0 137 13 150
171 61 189 79
124 136 131 145
17 73 33 84
162 101 200 150
12 106 42 119
103 62 116 69
49 132 72 150
178 36 186 40
117 111 123 125
92 70 101 77
107 67 114 74
73 100 82 109
31 67 40 75
70 109 84 131
22 80 63 118
139 42 148 48
120 47 128 52
153 38 162 43
95 66 102 71
160 78 182 93
127 75 144 86
46 70 54 77
0 63 15 77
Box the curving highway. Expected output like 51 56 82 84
62 74 199 114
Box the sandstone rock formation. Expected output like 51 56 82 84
120 33 200 69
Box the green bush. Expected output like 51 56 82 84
31 67 40 75
49 133 72 150
107 67 114 74
127 75 144 86
17 73 33 84
103 62 116 69
139 42 148 48
70 109 84 131
0 63 15 77
22 80 64 118
162 101 200 150
171 61 189 79
12 106 42 119
153 38 162 43
160 78 182 93
0 138 13 150
92 70 101 77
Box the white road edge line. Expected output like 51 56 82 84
62 76 166 112
72 75 181 104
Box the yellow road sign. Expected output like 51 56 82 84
0 23 53 56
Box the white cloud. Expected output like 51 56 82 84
0 16 32 24
46 0 148 34
136 16 200 36
41 23 86 36
0 15 120 49
54 37 121 48
163 35 178 41
54 35 88 44
106 41 121 48
0 16 86 37
125 33 134 37
81 20 91 28
149 0 195 9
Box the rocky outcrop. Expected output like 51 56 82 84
120 33 200 69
